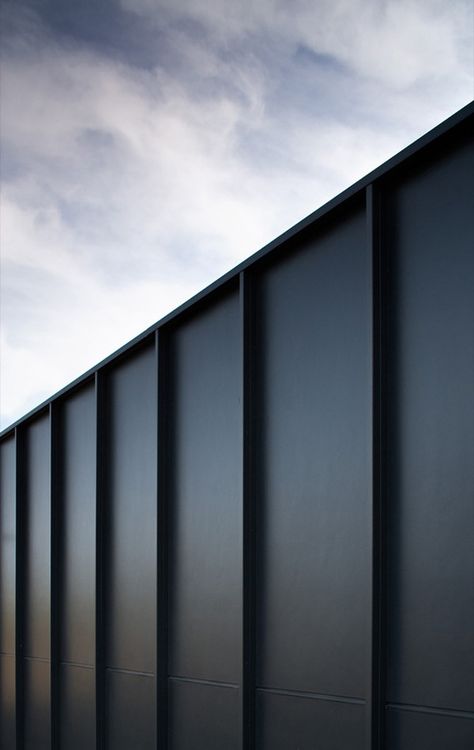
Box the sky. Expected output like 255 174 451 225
1 0 473 430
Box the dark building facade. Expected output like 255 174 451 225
1 102 473 749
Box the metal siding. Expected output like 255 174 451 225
1 436 16 655
256 205 371 707
103 343 157 745
256 690 368 749
386 708 474 749
1 437 16 748
168 291 242 685
23 658 51 749
169 679 241 750
58 385 97 746
156 330 169 750
240 271 258 750
105 671 156 750
59 665 96 750
0 654 16 749
60 385 96 666
23 416 51 661
386 134 474 715
104 345 157 674
22 416 51 748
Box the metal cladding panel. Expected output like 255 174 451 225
0 436 15 656
1 437 16 748
59 665 96 750
168 290 242 685
60 384 96 667
168 679 240 750
24 658 51 749
386 708 474 749
256 204 371 700
256 690 367 749
104 343 157 675
0 654 16 748
386 133 474 713
23 415 51 660
105 671 156 749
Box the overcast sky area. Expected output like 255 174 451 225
1 0 473 429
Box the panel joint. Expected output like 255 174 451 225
156 329 169 750
240 271 257 750
367 182 387 750
95 371 106 750
50 402 61 750
15 427 25 750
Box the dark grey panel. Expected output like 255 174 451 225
24 416 51 660
256 690 367 750
168 292 242 684
1 437 15 655
386 707 474 749
105 345 157 674
24 658 51 749
387 138 474 711
0 654 15 749
256 207 371 697
59 664 95 750
106 670 155 749
60 385 96 666
169 678 240 750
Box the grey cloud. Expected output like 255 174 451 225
1 0 170 68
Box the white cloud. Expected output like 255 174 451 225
122 0 474 89
1 0 473 428
1 194 205 424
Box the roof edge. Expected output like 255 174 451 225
2 100 473 438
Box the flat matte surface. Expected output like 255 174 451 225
59 664 96 750
106 670 155 749
0 436 15 655
168 679 240 750
24 658 51 749
0 654 15 749
24 415 50 660
105 345 157 674
60 384 96 666
168 292 242 684
387 136 474 712
256 206 371 699
386 708 474 749
256 690 367 749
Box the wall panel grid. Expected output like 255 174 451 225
1 104 473 749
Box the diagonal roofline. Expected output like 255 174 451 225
2 100 473 438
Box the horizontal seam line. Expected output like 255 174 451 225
257 686 366 705
169 675 239 690
60 660 94 670
23 656 50 663
106 667 154 678
386 703 474 720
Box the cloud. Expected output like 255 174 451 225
1 0 473 428
1 193 203 422
121 0 474 88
